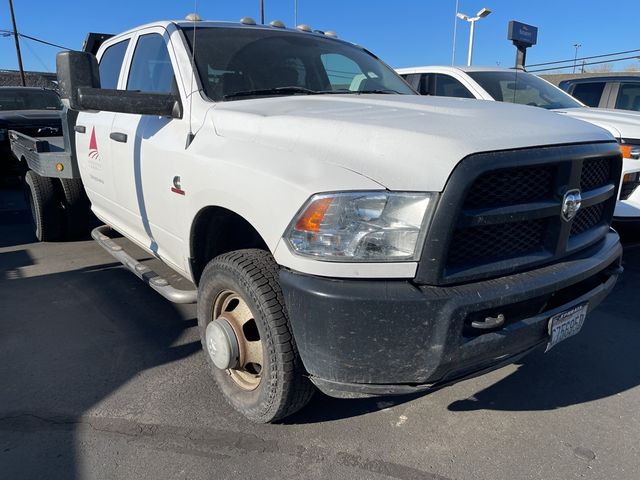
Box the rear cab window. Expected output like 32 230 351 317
98 40 130 89
0 89 61 111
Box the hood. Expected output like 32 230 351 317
0 109 62 127
213 95 615 191
554 107 640 140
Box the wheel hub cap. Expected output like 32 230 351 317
205 317 239 370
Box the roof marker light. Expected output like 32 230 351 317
270 20 286 28
324 31 338 38
240 17 257 25
185 13 201 21
296 24 312 32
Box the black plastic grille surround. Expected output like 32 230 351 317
570 203 604 236
448 219 547 267
415 142 622 286
580 157 611 191
464 165 555 208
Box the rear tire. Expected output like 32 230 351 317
197 249 315 423
59 177 93 239
24 170 63 242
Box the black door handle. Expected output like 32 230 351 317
74 125 86 133
110 132 128 143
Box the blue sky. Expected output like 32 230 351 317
1 0 638 73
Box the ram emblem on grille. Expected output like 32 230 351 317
561 189 582 222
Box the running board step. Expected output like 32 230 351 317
91 225 197 304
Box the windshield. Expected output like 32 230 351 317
0 89 62 111
181 26 415 101
467 71 583 110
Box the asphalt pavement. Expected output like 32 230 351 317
1 184 639 480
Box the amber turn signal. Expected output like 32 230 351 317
294 197 333 232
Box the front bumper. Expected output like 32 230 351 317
280 232 622 398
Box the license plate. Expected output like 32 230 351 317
545 303 588 352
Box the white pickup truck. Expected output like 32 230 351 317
12 18 624 423
396 66 640 222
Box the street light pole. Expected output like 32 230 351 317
457 8 492 67
451 0 459 65
260 0 264 24
573 43 582 73
8 0 26 86
468 19 476 66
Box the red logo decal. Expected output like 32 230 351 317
171 176 185 195
89 127 99 160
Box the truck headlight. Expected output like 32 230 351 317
285 191 436 262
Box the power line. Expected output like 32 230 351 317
529 54 640 73
0 29 71 50
527 47 640 68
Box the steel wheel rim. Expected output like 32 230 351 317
212 289 263 391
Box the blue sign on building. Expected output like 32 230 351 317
508 21 538 47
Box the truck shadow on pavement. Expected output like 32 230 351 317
0 256 201 479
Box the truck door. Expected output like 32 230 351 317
76 38 130 224
109 29 190 271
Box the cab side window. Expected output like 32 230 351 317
571 82 605 107
418 74 432 95
433 74 474 98
401 74 421 91
98 40 130 89
127 34 176 93
615 83 640 112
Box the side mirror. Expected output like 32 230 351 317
77 88 183 119
56 50 101 110
56 50 183 119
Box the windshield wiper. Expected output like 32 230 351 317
223 86 319 100
323 88 402 95
356 89 401 94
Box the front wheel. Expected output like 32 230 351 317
197 249 315 423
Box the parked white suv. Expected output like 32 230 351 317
13 20 624 423
397 66 640 222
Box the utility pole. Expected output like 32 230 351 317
294 0 298 26
572 43 581 73
8 0 26 86
260 0 264 24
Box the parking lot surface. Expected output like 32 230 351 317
1 185 639 480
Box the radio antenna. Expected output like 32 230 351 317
185 3 199 148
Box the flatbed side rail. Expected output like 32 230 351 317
9 107 81 179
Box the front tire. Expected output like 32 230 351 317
197 249 315 423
